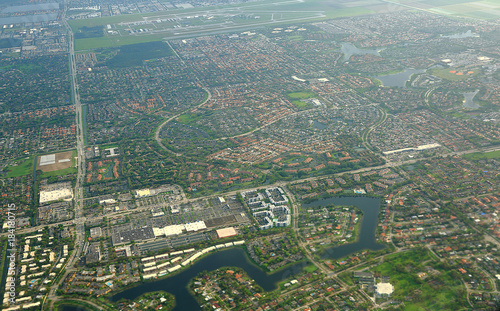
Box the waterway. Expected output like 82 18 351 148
340 42 380 62
462 90 480 109
111 247 306 310
373 68 426 88
302 196 386 260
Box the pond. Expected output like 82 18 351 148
373 68 426 88
462 90 480 109
340 42 380 61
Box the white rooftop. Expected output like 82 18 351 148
39 154 55 166
376 282 394 295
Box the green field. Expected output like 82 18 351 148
177 113 202 124
6 157 34 178
0 38 21 49
372 249 467 310
287 91 316 110
74 26 104 39
105 41 173 68
304 264 318 273
429 67 479 81
287 91 316 100
463 150 500 161
74 33 169 51
292 100 313 109
39 166 78 178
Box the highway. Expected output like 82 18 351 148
6 143 500 242
42 2 87 309
19 5 500 307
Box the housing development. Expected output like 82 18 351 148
0 0 500 310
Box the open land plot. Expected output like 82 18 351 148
372 249 467 310
287 91 316 100
460 10 500 19
74 33 168 51
105 41 173 68
36 150 75 172
5 157 34 178
463 149 500 161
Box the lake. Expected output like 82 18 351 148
340 42 380 62
302 196 386 260
373 68 426 88
462 90 480 109
111 247 307 310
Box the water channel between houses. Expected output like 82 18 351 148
63 196 385 310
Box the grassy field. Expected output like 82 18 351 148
68 0 497 51
287 91 316 100
373 249 467 310
177 113 201 124
429 67 479 81
74 33 169 51
304 264 318 273
6 157 34 178
287 91 315 109
40 166 77 178
106 41 173 68
463 150 500 161
292 100 312 109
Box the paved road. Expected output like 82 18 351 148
154 87 211 156
6 144 500 240
42 3 87 309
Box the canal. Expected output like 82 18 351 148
111 247 307 310
64 196 384 310
302 196 386 260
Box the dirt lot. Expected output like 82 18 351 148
37 151 74 172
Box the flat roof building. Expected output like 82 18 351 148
216 227 237 239
376 282 394 296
